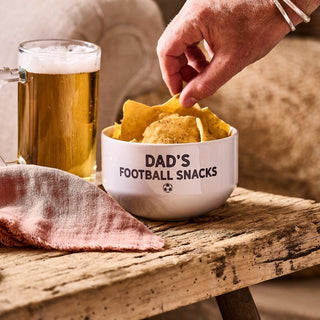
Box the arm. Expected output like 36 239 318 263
157 0 320 107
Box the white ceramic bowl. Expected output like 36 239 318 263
101 126 238 220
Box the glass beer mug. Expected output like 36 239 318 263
0 39 101 181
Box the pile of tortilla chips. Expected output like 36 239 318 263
112 94 231 144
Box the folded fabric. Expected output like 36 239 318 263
0 165 164 252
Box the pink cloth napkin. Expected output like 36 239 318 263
0 165 164 252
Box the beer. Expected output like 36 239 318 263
17 40 101 180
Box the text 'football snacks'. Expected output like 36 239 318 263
112 94 231 144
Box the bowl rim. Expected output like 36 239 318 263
101 125 238 147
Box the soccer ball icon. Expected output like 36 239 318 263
163 183 173 193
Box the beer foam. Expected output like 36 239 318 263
19 45 101 74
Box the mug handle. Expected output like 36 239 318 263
0 155 18 167
0 67 20 87
0 155 6 167
0 68 21 165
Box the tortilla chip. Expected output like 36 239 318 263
113 93 231 143
142 114 200 144
200 107 230 140
119 100 162 141
112 122 122 139
154 95 230 140
196 109 230 141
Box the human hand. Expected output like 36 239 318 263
157 0 294 107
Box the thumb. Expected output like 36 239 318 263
179 53 241 107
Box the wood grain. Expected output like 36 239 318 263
216 287 261 320
1 187 320 320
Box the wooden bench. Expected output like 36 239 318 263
1 187 320 320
